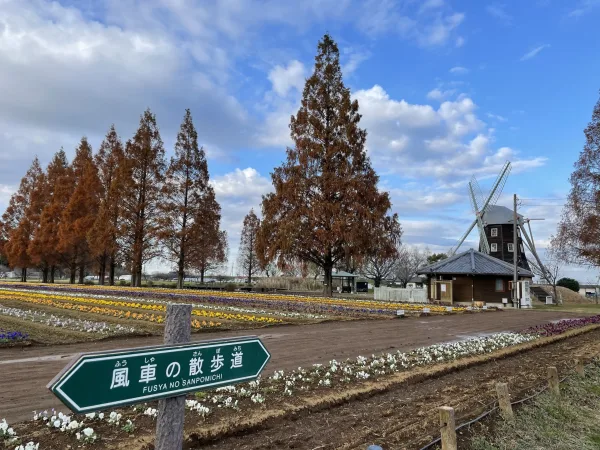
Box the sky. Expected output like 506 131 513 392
1 0 599 282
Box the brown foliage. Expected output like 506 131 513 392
121 109 166 286
87 125 126 285
158 109 225 287
3 157 45 281
238 209 261 283
57 138 101 283
257 34 399 296
553 93 600 267
28 150 72 282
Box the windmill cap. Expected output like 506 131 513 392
482 205 524 225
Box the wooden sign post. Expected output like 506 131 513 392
155 304 192 450
48 304 271 450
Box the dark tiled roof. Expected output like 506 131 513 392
416 249 533 277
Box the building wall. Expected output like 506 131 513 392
484 224 530 271
429 274 514 303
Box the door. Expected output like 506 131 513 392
437 281 453 303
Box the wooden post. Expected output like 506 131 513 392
548 366 560 396
495 383 514 421
439 406 457 450
155 304 193 450
575 359 585 377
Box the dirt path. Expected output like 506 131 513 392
0 309 588 423
192 327 600 450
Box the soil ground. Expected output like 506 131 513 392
0 309 589 425
191 327 600 450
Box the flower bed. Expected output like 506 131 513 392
0 304 136 335
522 314 600 337
0 283 470 318
6 315 596 448
0 328 29 344
0 289 283 325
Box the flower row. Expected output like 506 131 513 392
522 315 600 337
0 304 136 335
0 288 284 324
0 328 29 343
0 293 220 330
0 282 458 312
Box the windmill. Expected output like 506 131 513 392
449 161 553 283
449 161 511 257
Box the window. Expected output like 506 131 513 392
491 243 498 252
490 228 498 237
507 243 514 252
495 279 504 292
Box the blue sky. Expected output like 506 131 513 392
1 0 599 281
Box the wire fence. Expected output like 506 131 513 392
417 356 597 450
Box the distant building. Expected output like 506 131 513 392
417 248 533 306
579 285 599 299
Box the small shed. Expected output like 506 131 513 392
330 270 357 293
417 249 533 305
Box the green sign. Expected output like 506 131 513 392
48 336 270 413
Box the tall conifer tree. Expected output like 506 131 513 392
257 34 400 296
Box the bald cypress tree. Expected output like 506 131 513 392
257 34 400 296
121 109 166 286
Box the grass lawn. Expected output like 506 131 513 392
534 303 600 315
468 360 600 450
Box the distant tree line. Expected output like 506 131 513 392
0 109 227 287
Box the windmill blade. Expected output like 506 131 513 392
449 218 477 255
470 176 485 210
476 217 490 253
468 182 480 214
487 161 512 208
480 161 512 214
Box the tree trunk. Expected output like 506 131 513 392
177 271 184 290
99 254 106 285
50 266 55 283
374 276 381 288
78 263 85 284
323 263 333 297
69 262 76 284
21 267 27 283
200 268 205 284
42 267 48 283
131 270 137 287
136 266 143 287
109 255 116 286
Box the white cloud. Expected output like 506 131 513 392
210 167 273 271
520 44 551 61
486 4 513 23
455 36 466 47
449 66 469 75
426 88 456 101
268 60 306 97
567 0 600 17
486 112 508 122
352 84 545 181
357 0 465 47
342 47 371 76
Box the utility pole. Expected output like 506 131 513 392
513 194 519 309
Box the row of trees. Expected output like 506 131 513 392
0 110 227 287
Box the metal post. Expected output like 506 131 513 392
513 194 519 309
155 303 193 450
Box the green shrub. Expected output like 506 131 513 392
119 280 128 286
557 277 580 292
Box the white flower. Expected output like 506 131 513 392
83 427 94 437
98 413 104 420
76 432 81 440
85 413 96 419
53 420 61 428
68 420 80 430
